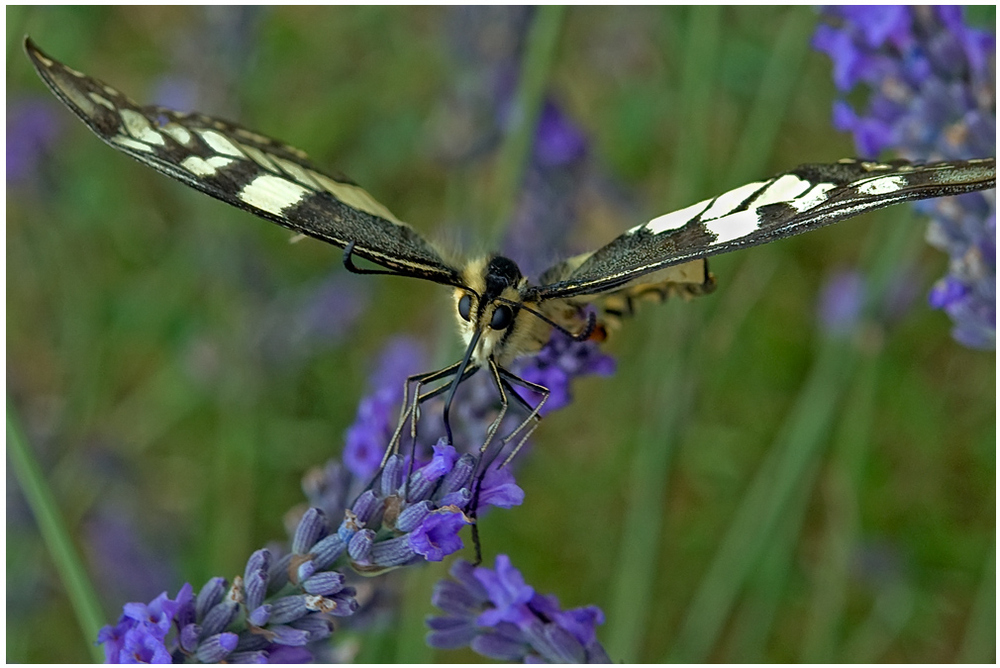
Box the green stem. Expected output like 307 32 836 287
7 396 106 663
489 5 566 246
668 5 723 206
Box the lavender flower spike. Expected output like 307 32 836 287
814 6 996 349
427 555 610 663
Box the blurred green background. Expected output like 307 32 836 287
7 6 994 663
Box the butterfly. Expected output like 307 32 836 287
24 37 997 479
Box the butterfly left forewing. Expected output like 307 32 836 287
530 158 996 302
24 37 460 286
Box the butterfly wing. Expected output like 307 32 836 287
25 37 460 286
530 158 996 302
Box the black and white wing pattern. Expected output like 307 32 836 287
24 37 460 286
529 158 996 301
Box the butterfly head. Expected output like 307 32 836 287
454 255 548 365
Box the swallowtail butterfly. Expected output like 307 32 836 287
24 37 997 478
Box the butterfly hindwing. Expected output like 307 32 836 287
531 158 996 301
24 38 460 285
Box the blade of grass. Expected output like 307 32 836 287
728 350 881 662
7 396 107 663
488 5 566 246
724 8 817 187
957 544 996 663
799 354 881 661
723 452 821 662
668 5 723 206
603 314 689 662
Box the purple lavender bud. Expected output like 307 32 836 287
196 577 228 620
422 441 460 481
471 630 530 661
195 632 239 663
243 570 268 613
369 535 418 568
408 510 469 561
404 468 439 503
266 646 314 662
426 617 480 650
337 525 357 544
267 624 312 646
395 500 433 533
327 589 361 617
350 489 383 527
431 579 483 617
179 623 201 653
229 650 269 664
268 553 292 592
235 632 270 652
309 534 347 570
439 488 473 509
289 614 335 642
173 583 196 628
291 507 328 554
542 623 587 663
347 528 376 561
246 604 271 628
200 601 238 638
302 571 346 596
268 595 310 625
295 559 316 584
436 453 476 498
380 454 405 497
243 549 270 584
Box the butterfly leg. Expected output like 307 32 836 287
467 360 510 566
496 369 549 468
467 362 548 565
383 362 463 468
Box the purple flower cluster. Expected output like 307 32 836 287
99 516 359 663
813 6 996 349
305 441 525 574
512 327 616 414
427 555 610 663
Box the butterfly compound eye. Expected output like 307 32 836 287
490 304 513 330
458 294 472 321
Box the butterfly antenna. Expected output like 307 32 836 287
497 297 596 341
